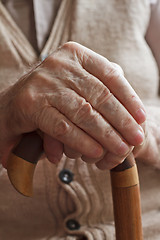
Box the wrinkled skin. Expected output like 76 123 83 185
0 42 147 169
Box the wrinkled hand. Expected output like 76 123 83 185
0 42 146 169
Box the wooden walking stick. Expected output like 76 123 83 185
110 153 143 240
7 132 143 239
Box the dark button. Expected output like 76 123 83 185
59 169 74 184
66 219 80 231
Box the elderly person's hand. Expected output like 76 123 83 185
0 42 146 169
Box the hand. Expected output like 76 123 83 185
0 42 146 168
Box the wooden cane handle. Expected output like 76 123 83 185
110 154 143 240
7 132 43 197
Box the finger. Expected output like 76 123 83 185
92 92 145 146
64 145 82 159
95 149 132 170
48 89 132 156
36 106 104 159
81 149 106 164
78 45 146 124
43 134 63 163
96 154 125 170
51 69 144 146
49 52 145 146
42 44 144 146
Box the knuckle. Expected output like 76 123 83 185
62 41 83 64
120 117 133 129
93 87 112 109
74 101 93 126
105 65 122 83
62 41 79 51
104 128 114 139
45 47 78 71
111 62 124 75
44 42 83 70
53 119 70 138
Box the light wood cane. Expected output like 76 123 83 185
110 154 143 240
7 132 143 239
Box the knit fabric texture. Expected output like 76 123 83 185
0 0 160 239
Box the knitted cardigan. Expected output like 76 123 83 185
0 0 160 239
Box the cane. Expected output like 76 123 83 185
110 154 143 240
7 132 143 239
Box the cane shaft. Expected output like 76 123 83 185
110 156 143 240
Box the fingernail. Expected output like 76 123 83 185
135 129 144 145
136 108 146 124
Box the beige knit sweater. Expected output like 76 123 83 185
0 0 160 239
